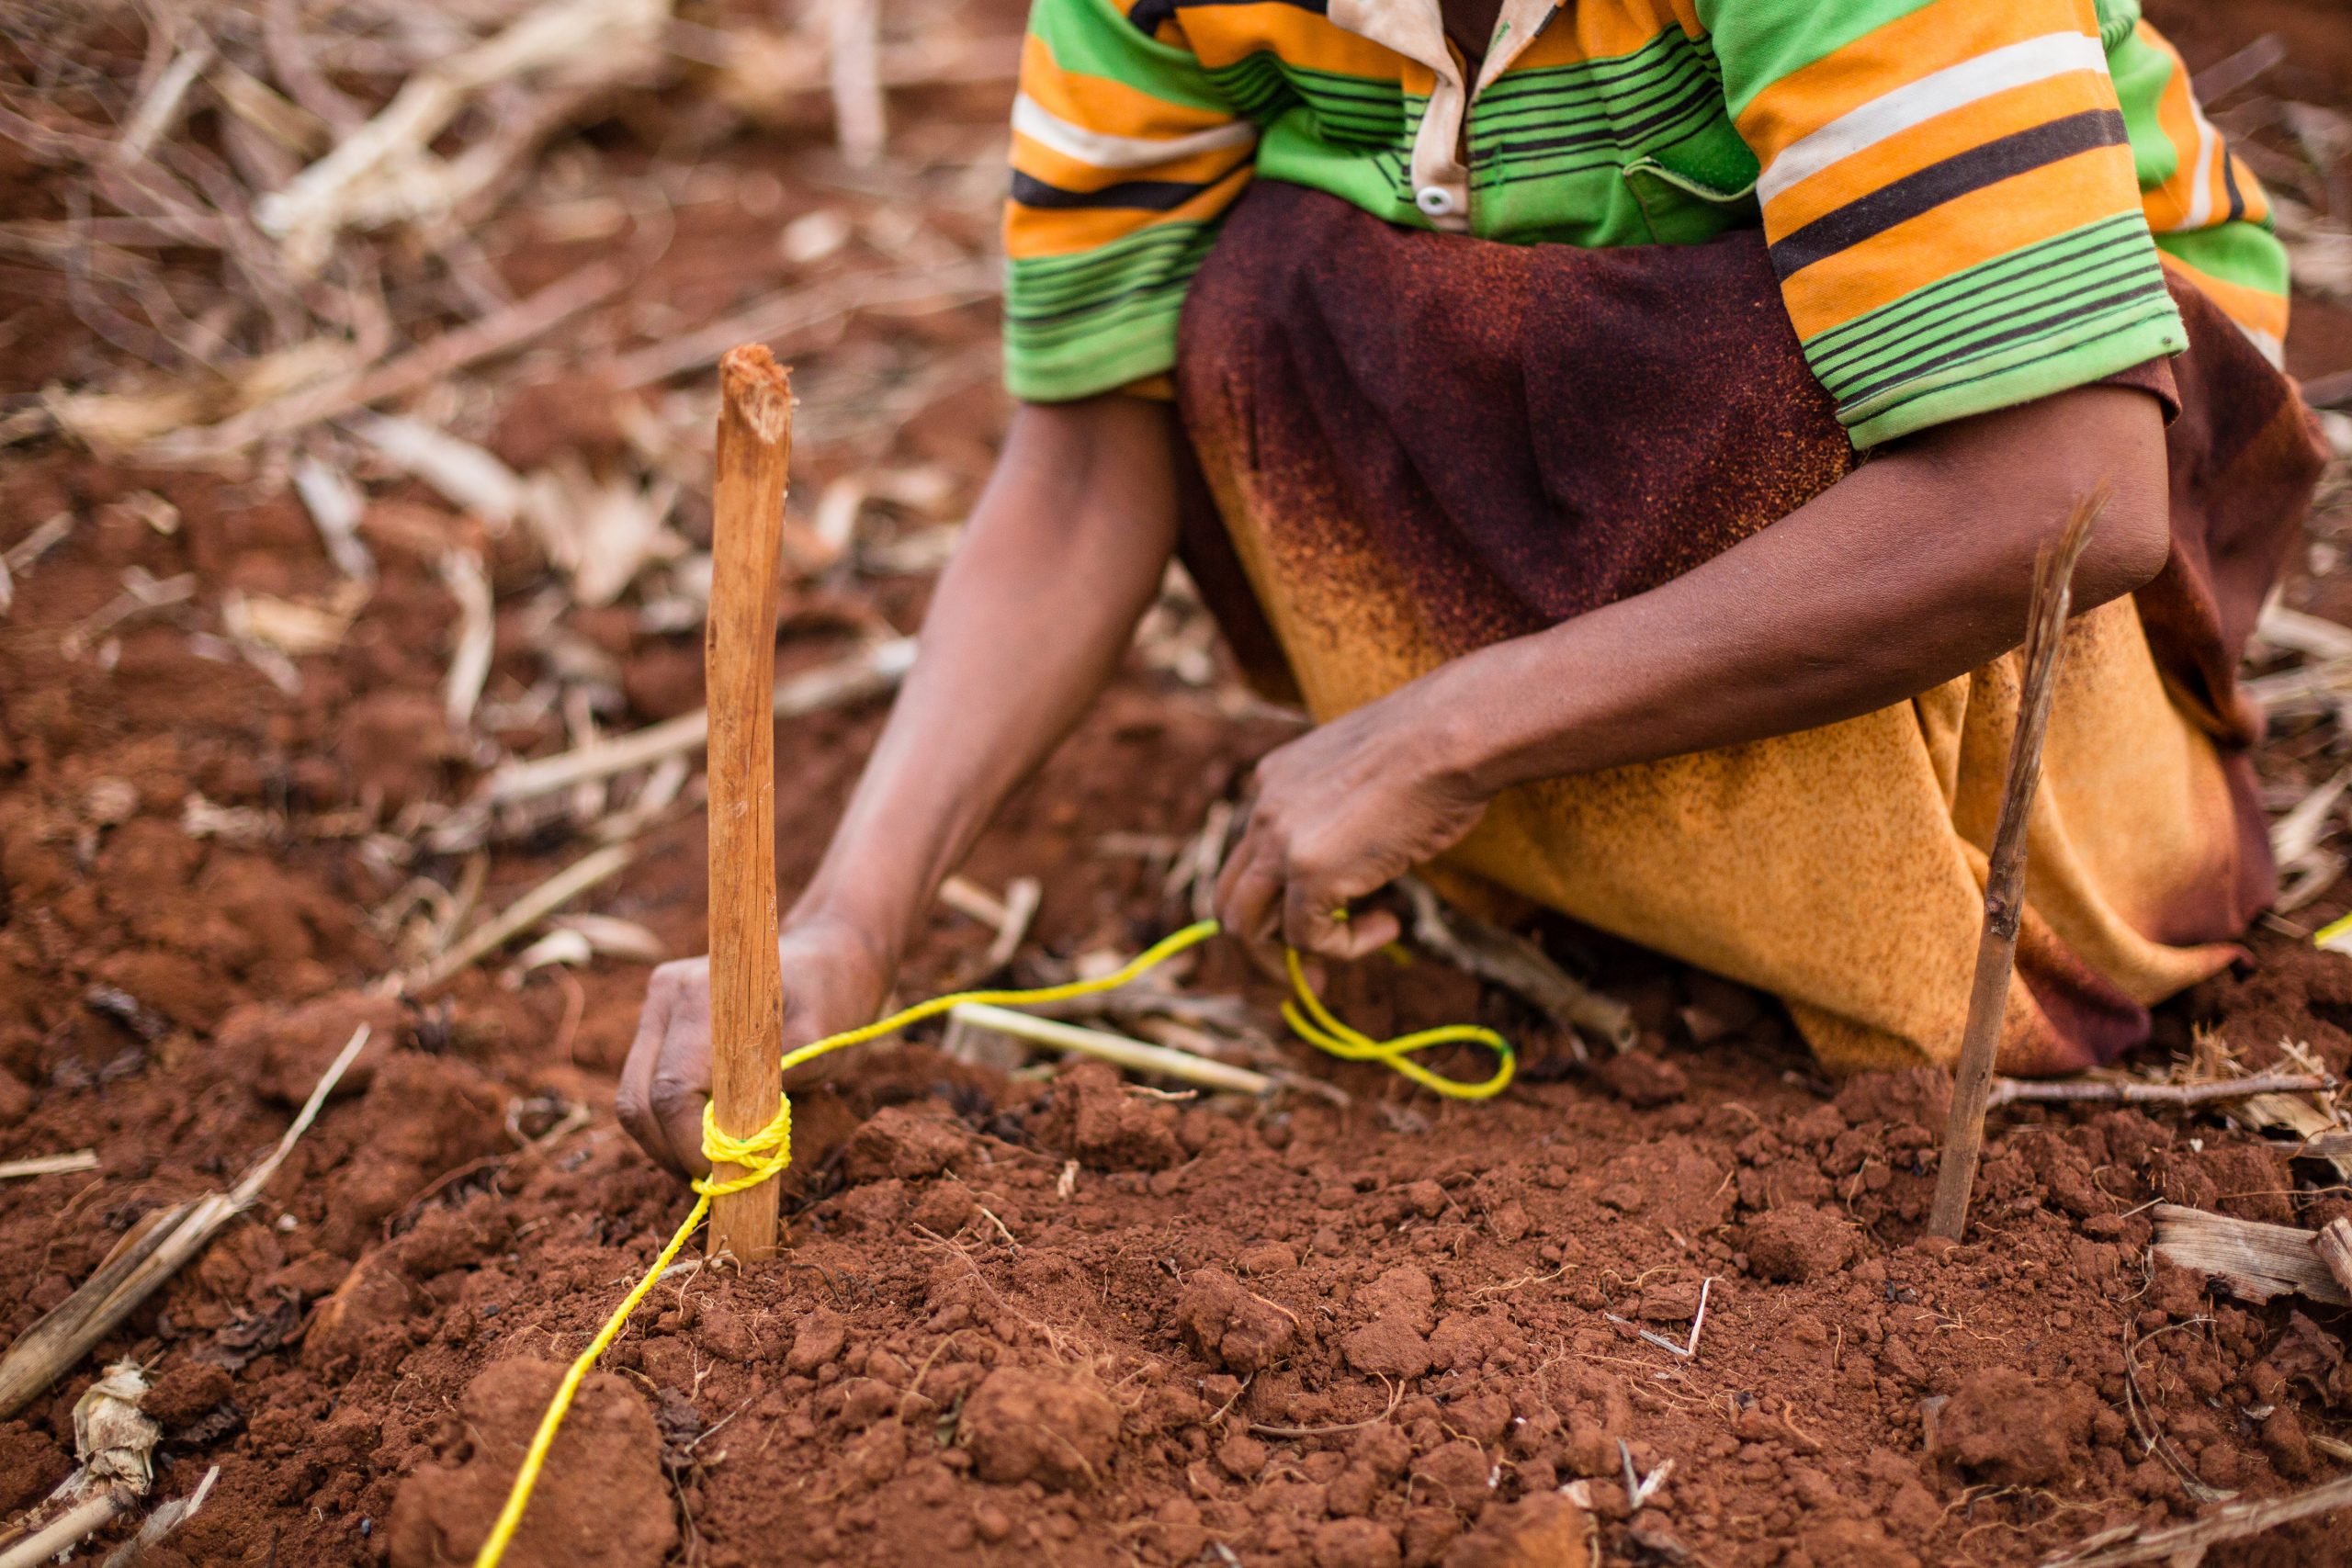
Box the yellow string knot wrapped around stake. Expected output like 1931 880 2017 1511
474 916 1512 1567
695 1101 792 1198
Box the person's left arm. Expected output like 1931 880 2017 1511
1216 0 2196 965
1213 380 2172 966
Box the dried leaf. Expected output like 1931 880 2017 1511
254 0 673 271
221 584 368 657
349 412 525 525
292 454 376 581
549 911 668 963
522 457 684 607
73 1364 159 1496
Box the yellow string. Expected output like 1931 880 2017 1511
1282 948 1516 1099
473 918 1511 1566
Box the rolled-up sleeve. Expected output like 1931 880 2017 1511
1003 0 1258 402
1701 0 2188 448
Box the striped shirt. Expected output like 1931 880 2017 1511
1002 0 2289 447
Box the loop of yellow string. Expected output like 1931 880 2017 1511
475 918 1512 1567
1282 948 1516 1099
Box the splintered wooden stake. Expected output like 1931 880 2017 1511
1926 487 2104 1242
706 345 793 1262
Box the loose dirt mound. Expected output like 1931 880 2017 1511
387 1359 677 1568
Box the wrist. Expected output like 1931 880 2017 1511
1400 652 1520 803
781 897 904 999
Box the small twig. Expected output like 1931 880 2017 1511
3 510 74 591
1775 1401 1821 1454
937 874 1041 985
948 1002 1273 1095
438 548 494 731
112 34 215 167
1177 800 1234 925
2190 32 2287 102
2118 1317 2236 1506
2270 763 2352 865
99 1463 219 1568
401 842 633 997
60 570 195 658
609 263 996 389
1397 876 1628 1055
1604 1277 1714 1359
0 1494 125 1568
1247 1377 1402 1438
827 0 886 164
0 1150 99 1181
291 452 373 581
975 1206 1020 1252
938 875 1011 930
1617 1441 1672 1514
1203 1373 1255 1428
985 878 1041 975
1986 1070 2332 1109
1928 488 2102 1240
2041 1471 2352 1565
480 638 916 805
145 262 626 461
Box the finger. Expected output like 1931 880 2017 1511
1336 907 1402 961
617 991 683 1176
1284 880 1403 963
1211 804 1267 920
650 1055 713 1180
1214 840 1289 978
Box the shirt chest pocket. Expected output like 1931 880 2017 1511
1620 152 1758 243
1575 31 1748 238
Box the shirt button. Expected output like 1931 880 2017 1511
1415 185 1456 217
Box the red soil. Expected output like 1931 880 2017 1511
2 2 2350 1565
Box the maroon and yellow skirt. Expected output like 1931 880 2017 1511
1170 181 2329 1076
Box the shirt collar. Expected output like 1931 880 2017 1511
1326 0 1561 91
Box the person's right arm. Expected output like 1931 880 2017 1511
618 394 1184 1176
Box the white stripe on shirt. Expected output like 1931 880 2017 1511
2179 98 2221 230
1758 31 2110 208
1011 93 1256 172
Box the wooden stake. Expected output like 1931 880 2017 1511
704 346 793 1263
1925 488 2103 1242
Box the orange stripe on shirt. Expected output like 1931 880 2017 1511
1020 33 1237 141
2157 250 2289 342
1738 0 2096 153
1012 131 1255 195
1176 5 1405 75
2135 22 2222 231
1760 70 2115 235
2225 150 2272 226
1004 162 1254 260
1779 142 2142 339
1509 3 1696 71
